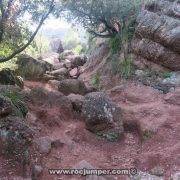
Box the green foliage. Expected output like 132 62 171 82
73 44 83 55
91 73 101 89
25 34 50 58
96 131 119 142
142 130 154 141
63 29 81 50
111 56 121 75
162 72 172 79
0 0 57 62
120 56 134 79
1 91 28 118
63 0 142 38
109 34 122 54
0 58 18 71
111 55 134 79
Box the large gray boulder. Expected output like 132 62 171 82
82 92 124 138
132 0 180 70
0 68 24 88
58 79 87 95
16 54 53 80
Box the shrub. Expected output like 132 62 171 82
109 34 122 54
120 56 134 79
1 91 28 118
111 55 134 79
91 73 101 89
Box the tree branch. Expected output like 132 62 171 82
88 29 114 38
0 0 55 62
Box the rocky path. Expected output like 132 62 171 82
20 80 180 180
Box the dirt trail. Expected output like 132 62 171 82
0 79 179 179
22 81 180 180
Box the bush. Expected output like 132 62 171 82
120 56 134 79
1 91 28 118
91 73 101 89
111 55 134 79
109 35 122 54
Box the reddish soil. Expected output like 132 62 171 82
0 80 179 180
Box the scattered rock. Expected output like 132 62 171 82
135 70 145 77
82 92 124 138
58 79 87 95
73 160 105 180
171 172 180 180
34 137 52 155
53 62 65 70
51 139 64 149
63 59 72 69
0 116 33 162
16 54 53 80
161 72 180 87
48 68 69 77
59 50 74 60
150 166 164 177
0 68 24 88
70 55 87 68
0 95 12 118
69 67 79 78
164 88 180 106
31 164 43 180
67 94 85 112
130 171 163 180
48 80 60 90
41 74 56 81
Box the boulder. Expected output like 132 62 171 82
63 59 72 69
69 55 87 68
0 95 12 118
82 92 124 137
47 67 69 77
129 171 163 180
0 116 33 161
161 72 180 87
34 137 52 155
48 80 60 90
58 79 87 95
67 94 85 112
27 87 73 125
132 0 180 71
164 88 180 106
69 67 79 78
0 68 24 88
16 54 53 80
31 165 43 180
59 50 74 60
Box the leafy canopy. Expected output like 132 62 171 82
62 0 142 38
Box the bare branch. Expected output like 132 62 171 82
0 0 55 62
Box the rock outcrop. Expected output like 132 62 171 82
58 79 87 95
16 54 53 80
82 92 124 138
132 0 180 71
0 68 24 88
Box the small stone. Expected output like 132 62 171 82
130 171 163 180
51 139 64 149
31 165 43 179
171 172 180 180
34 137 52 154
150 166 164 177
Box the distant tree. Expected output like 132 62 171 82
62 0 142 38
0 0 62 62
